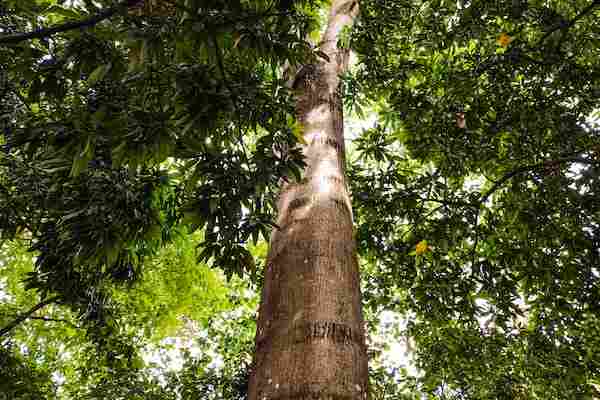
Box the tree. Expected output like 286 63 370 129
0 232 254 400
248 1 368 399
1 0 600 399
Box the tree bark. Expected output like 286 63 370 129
248 2 368 400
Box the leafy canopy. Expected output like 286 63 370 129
1 0 322 324
350 0 600 398
1 0 600 399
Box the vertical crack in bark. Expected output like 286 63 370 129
249 1 367 400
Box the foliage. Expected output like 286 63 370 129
0 344 56 400
110 230 230 340
1 0 600 399
350 0 600 398
0 232 254 399
1 0 320 329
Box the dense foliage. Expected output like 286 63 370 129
1 0 316 397
1 234 256 399
1 0 599 399
350 0 600 398
1 0 318 329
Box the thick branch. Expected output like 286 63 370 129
0 295 62 336
0 0 141 45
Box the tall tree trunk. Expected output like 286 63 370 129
248 2 368 399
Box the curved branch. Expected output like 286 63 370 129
480 164 537 203
479 156 598 204
469 155 598 267
539 0 600 44
0 295 62 336
0 0 142 45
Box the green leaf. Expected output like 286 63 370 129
87 64 109 86
291 120 307 144
45 5 81 20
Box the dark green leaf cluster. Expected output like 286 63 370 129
0 344 56 399
1 0 321 329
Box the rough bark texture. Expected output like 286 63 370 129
248 2 368 400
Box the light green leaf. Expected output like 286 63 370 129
87 64 109 86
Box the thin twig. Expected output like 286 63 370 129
479 156 598 204
469 155 598 269
416 196 475 208
479 164 536 204
27 316 80 329
0 295 62 336
470 206 482 271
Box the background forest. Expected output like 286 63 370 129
1 0 599 399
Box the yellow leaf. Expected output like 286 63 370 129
497 32 513 48
415 240 430 256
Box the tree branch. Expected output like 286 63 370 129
480 156 598 203
480 165 535 204
416 196 475 208
469 155 598 267
27 316 80 329
0 0 142 45
211 34 234 96
0 295 62 336
539 0 600 44
210 34 252 166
